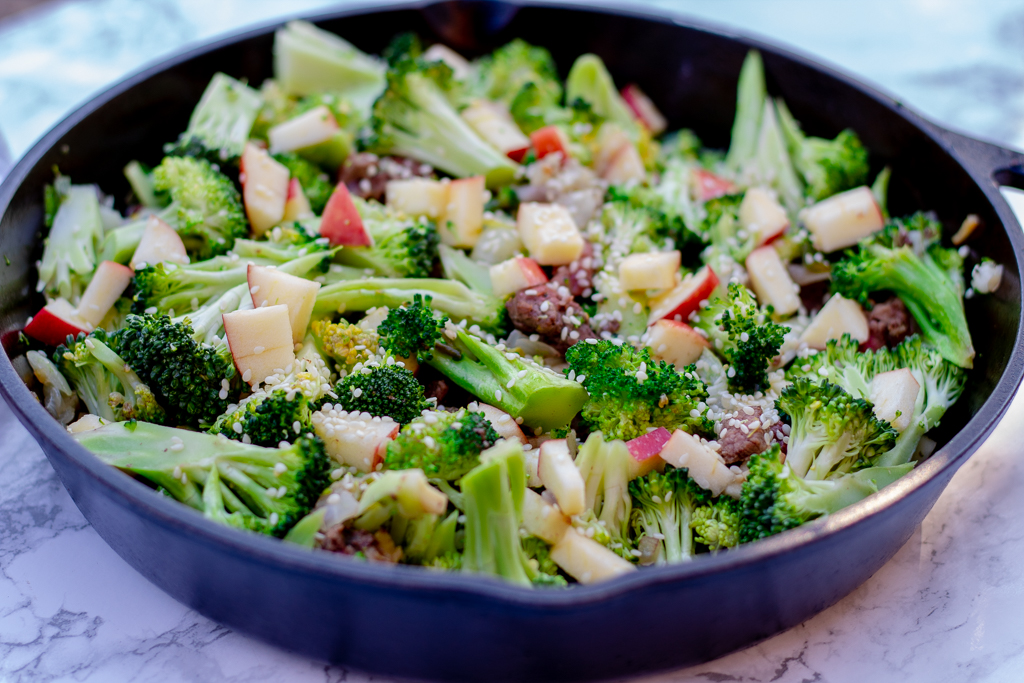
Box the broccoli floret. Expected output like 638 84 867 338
832 217 974 368
691 282 787 394
460 440 535 586
110 314 240 427
738 444 913 542
209 390 314 447
377 293 447 360
597 200 669 263
776 99 868 201
470 39 562 108
230 236 332 263
565 339 713 441
697 193 756 265
366 54 518 186
333 198 440 278
690 495 741 551
314 277 507 333
509 82 599 142
164 73 262 163
785 333 868 389
38 180 104 302
332 364 430 425
102 156 247 263
629 467 709 564
310 319 380 371
53 331 165 424
131 260 249 316
574 433 634 545
383 408 499 481
777 378 897 481
272 152 333 213
427 328 590 432
74 421 329 536
565 54 636 132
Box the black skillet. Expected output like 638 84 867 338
1 2 1023 681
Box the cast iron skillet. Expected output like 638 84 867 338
1 1 1024 680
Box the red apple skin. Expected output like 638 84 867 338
648 265 720 325
621 84 667 135
627 427 673 462
506 145 530 163
319 184 371 247
530 126 569 159
286 177 301 200
692 169 738 201
24 305 88 347
516 257 548 288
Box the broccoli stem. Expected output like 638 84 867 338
725 50 765 170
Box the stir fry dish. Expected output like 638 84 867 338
14 22 1000 587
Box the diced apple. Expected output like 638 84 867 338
538 439 586 516
602 142 646 184
522 488 571 544
130 215 188 269
240 142 290 236
489 256 548 298
267 105 339 155
439 176 485 248
282 178 314 222
745 246 801 317
869 368 920 432
311 405 399 472
593 125 632 176
646 319 711 369
798 294 869 349
320 183 372 247
530 126 569 160
691 169 737 202
739 187 789 246
626 427 672 479
461 100 531 159
647 265 719 326
222 305 296 387
801 186 885 253
516 202 584 266
76 260 133 326
422 44 472 79
550 529 636 584
247 264 321 343
621 84 667 135
477 403 527 444
24 299 90 346
618 251 680 291
659 430 737 496
386 178 449 220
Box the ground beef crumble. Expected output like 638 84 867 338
506 282 598 353
322 526 402 563
864 296 918 350
340 153 434 202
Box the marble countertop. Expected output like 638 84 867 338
1 1 1024 681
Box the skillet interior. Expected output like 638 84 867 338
0 2 1021 680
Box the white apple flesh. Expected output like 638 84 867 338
647 265 719 326
268 105 339 155
130 215 189 269
618 250 681 291
477 404 527 444
461 100 531 158
312 405 399 472
522 488 571 544
801 186 885 253
869 368 920 432
537 439 586 516
739 187 789 246
240 142 290 236
646 319 710 369
550 529 636 584
282 178 314 222
386 178 449 220
247 263 321 343
745 245 801 317
76 260 133 326
439 176 485 248
222 304 296 386
489 256 548 298
516 202 584 266
799 293 869 349
659 429 736 496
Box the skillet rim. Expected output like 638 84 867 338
0 0 1021 608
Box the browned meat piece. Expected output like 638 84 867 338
718 406 770 466
422 376 450 405
322 526 403 563
506 282 598 353
864 297 918 351
551 241 597 298
340 153 434 201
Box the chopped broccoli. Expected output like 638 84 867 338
332 364 430 425
470 39 562 108
164 72 262 163
377 293 447 360
566 339 712 442
314 277 507 333
53 331 165 424
460 440 535 586
738 444 912 542
366 54 518 186
74 421 329 536
522 536 567 587
777 379 897 481
110 314 240 427
209 390 314 447
565 54 636 132
629 467 709 564
333 198 440 278
776 99 868 201
831 216 975 368
272 152 333 213
311 319 380 371
383 408 500 481
38 180 103 302
124 161 161 209
102 156 247 263
690 496 741 551
574 433 634 545
725 50 766 171
691 282 787 394
426 328 590 431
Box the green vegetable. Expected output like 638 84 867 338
384 408 500 481
209 390 314 447
776 99 869 201
165 72 262 163
629 467 709 564
38 180 103 301
333 198 440 278
332 364 430 425
471 39 562 108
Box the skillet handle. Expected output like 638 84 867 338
925 122 1024 191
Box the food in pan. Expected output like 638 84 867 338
14 22 997 586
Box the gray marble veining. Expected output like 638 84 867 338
1 1 1023 681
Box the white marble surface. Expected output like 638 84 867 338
1 1 1024 681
